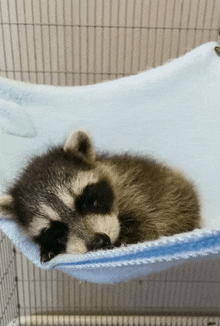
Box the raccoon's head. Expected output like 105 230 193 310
0 129 120 262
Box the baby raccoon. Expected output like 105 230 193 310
0 129 201 262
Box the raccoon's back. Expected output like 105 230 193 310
98 153 201 243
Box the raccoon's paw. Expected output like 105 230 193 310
35 221 69 263
40 242 66 263
39 239 67 263
40 250 56 263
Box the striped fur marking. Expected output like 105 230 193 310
39 203 61 221
72 171 100 196
27 217 51 237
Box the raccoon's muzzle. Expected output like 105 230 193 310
87 232 113 251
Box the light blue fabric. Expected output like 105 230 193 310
0 42 220 283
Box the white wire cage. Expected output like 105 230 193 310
0 1 220 326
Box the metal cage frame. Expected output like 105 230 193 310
0 1 220 325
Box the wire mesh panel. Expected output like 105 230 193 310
0 1 220 325
0 231 19 326
0 0 219 85
12 251 220 325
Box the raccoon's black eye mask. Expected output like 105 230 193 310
75 179 114 215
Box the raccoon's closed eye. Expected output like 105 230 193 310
93 200 98 207
83 198 99 209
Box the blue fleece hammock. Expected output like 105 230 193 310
0 42 220 284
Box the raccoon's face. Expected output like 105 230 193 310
0 129 120 262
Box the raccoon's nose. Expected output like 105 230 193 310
88 233 112 251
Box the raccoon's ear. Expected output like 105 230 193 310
64 129 96 164
0 193 15 218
